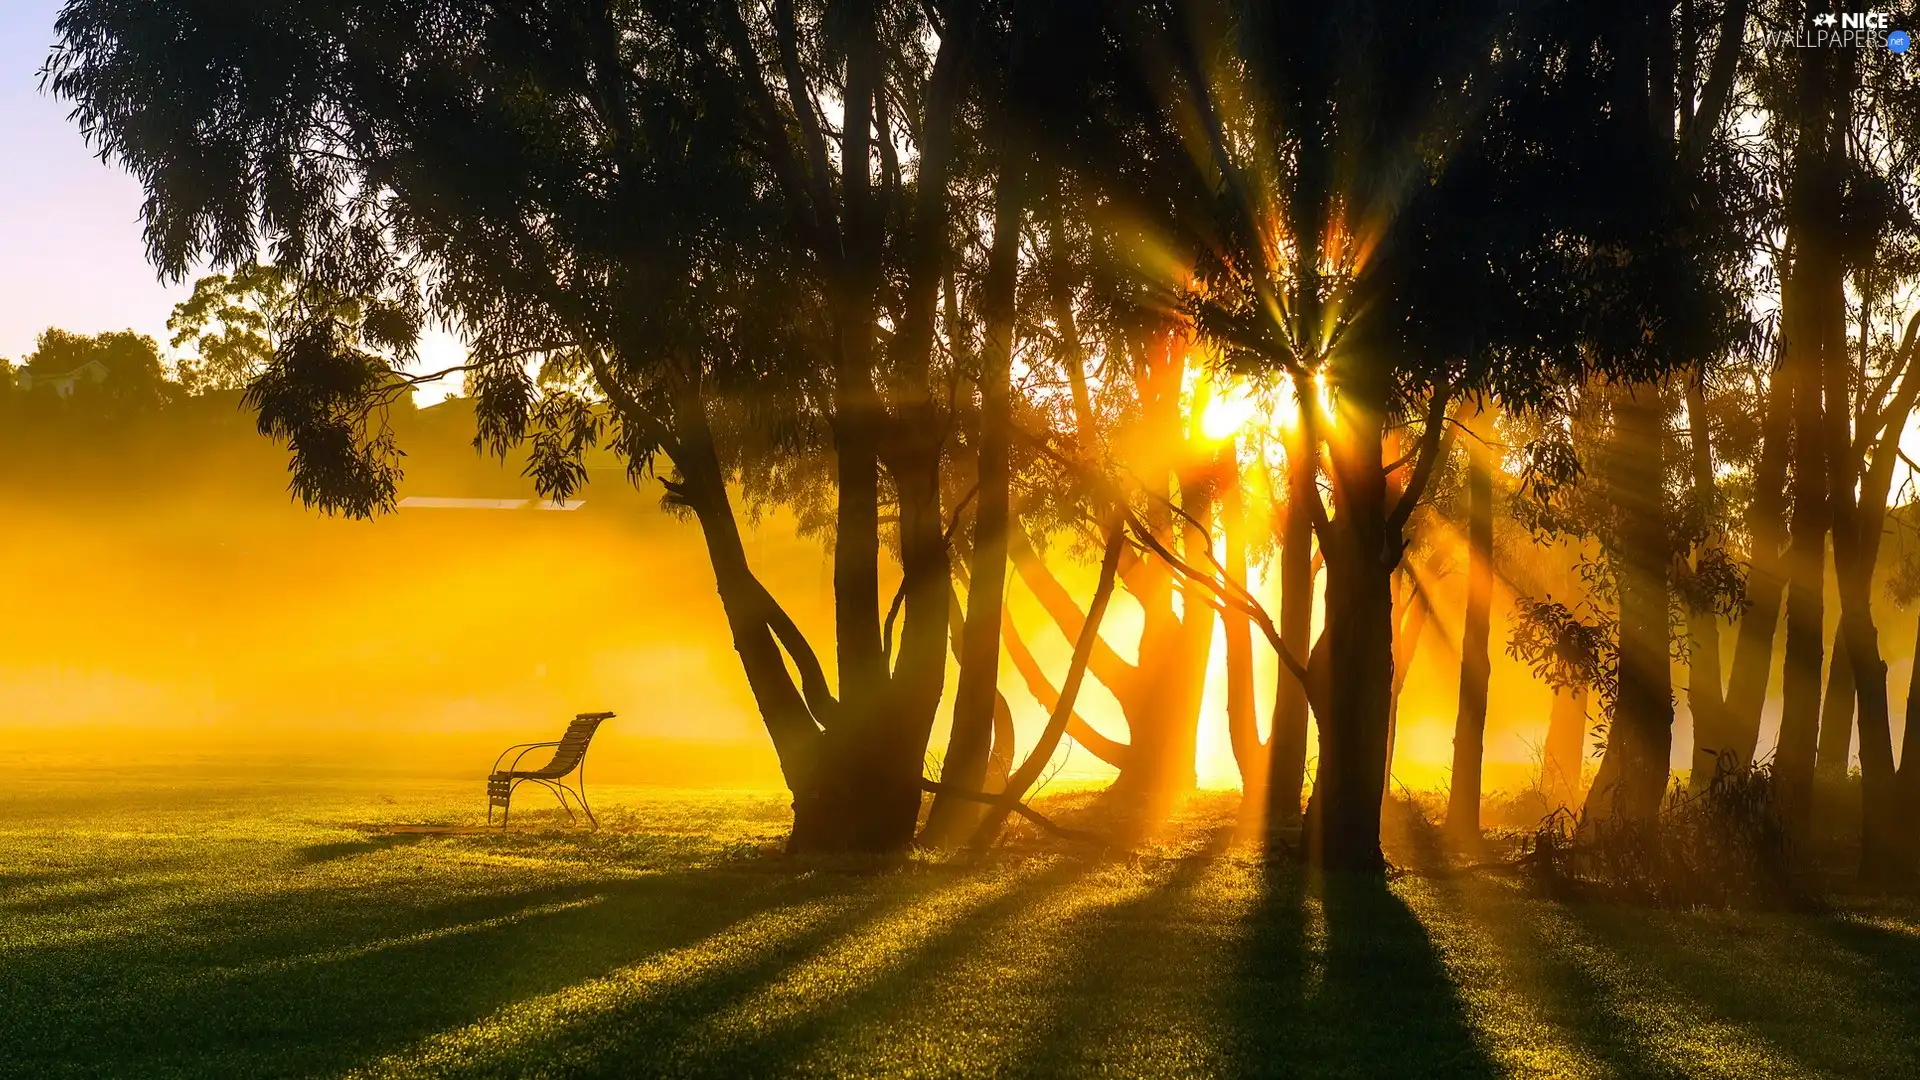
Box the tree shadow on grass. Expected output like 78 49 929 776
1226 863 1501 1080
0 859 937 1080
1553 894 1920 1075
542 856 1106 1078
293 830 437 864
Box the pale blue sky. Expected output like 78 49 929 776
0 0 192 364
0 2 465 397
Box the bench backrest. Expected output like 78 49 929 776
530 714 610 778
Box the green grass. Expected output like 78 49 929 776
2 772 1917 1079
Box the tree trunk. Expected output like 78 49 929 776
1306 368 1395 873
1266 373 1317 832
673 402 824 798
1588 383 1673 823
792 5 919 854
1447 407 1495 840
1544 684 1589 808
1222 443 1265 798
923 156 1023 847
1683 371 1729 791
1815 627 1855 779
1774 268 1833 847
971 522 1127 847
1823 274 1901 878
1718 360 1792 767
1898 613 1920 872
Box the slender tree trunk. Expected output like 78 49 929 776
1719 361 1792 766
971 521 1127 847
1545 684 1589 808
1824 289 1900 877
1816 628 1855 778
1775 270 1833 847
1266 373 1316 832
1222 442 1265 798
1898 615 1920 871
924 157 1023 846
1447 407 1495 840
1683 372 1728 791
794 5 913 854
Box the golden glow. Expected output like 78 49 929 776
1200 383 1258 440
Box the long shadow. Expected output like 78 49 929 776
1806 906 1920 1012
1425 874 1688 1078
0 859 906 1080
293 831 435 864
1018 829 1249 1075
1225 862 1502 1080
586 856 1106 1078
1552 895 1920 1073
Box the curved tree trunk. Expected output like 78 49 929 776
971 521 1128 848
674 406 824 799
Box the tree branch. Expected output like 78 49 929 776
1384 382 1456 543
1007 522 1141 695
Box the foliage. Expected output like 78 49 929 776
167 263 292 395
20 327 170 407
1520 758 1802 910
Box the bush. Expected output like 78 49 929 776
1518 756 1804 909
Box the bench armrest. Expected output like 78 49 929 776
491 740 559 775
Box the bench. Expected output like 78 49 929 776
487 711 613 827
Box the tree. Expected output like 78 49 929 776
1446 404 1497 841
167 264 292 396
21 328 171 407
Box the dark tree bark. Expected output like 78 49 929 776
1306 366 1397 873
1683 371 1728 791
1589 384 1674 822
672 390 824 800
1816 628 1855 779
1773 55 1842 842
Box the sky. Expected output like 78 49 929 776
0 1 466 399
0 1 191 365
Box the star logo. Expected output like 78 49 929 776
1813 12 1839 25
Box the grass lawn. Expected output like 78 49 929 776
2 770 1917 1079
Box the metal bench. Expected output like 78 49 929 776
487 711 613 827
